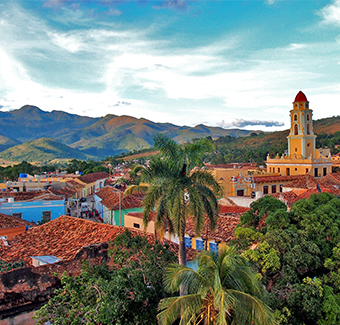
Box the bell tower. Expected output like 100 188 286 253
287 91 316 159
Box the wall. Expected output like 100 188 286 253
0 200 65 223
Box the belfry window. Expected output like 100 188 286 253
307 124 310 135
306 114 310 121
294 124 298 135
294 114 298 121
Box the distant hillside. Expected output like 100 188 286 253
0 138 90 163
0 105 98 142
0 133 21 152
59 115 252 157
209 116 340 165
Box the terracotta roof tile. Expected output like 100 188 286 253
186 213 242 242
253 174 304 183
0 213 35 229
218 205 250 214
0 216 194 265
78 172 109 184
96 187 142 210
0 190 63 202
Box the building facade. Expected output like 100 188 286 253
266 91 332 177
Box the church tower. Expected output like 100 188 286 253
287 91 316 159
266 91 332 177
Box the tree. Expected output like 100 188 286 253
235 193 340 324
35 230 176 325
158 247 276 325
127 134 223 267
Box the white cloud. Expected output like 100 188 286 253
319 0 340 27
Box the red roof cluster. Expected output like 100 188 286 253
0 216 191 266
218 205 250 214
96 186 143 210
79 172 109 184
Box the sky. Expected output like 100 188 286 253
0 0 340 132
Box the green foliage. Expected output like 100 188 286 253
237 193 340 325
0 161 56 181
240 195 286 227
35 230 176 325
158 247 276 325
66 159 108 175
0 259 24 273
128 135 223 266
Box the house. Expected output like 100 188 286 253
0 213 35 239
74 172 109 197
94 186 143 226
0 190 66 223
125 204 249 254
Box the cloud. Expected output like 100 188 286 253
218 119 285 129
43 0 67 8
319 0 340 27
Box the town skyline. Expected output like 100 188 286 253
1 0 340 132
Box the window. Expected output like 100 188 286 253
278 168 281 173
279 185 283 192
263 185 269 194
295 148 297 152
295 168 297 171
286 168 290 176
294 114 298 121
209 242 219 255
42 211 51 222
307 124 310 135
12 212 22 219
323 167 327 176
314 168 318 177
184 237 192 248
273 168 275 173
236 189 244 196
196 238 204 250
133 223 140 229
294 124 298 135
271 185 277 194
306 114 310 121
269 167 272 173
306 168 309 173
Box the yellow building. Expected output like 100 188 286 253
266 91 332 178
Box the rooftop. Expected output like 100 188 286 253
96 186 143 210
294 91 308 102
0 213 35 229
0 216 189 265
78 172 109 184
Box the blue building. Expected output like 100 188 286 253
0 191 66 223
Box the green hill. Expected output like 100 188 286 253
0 138 90 163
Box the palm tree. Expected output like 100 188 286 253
158 247 277 325
126 134 223 267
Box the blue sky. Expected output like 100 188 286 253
0 0 339 131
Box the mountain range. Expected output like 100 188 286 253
0 105 253 162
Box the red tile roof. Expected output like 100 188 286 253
126 211 156 222
78 172 109 184
48 186 77 198
186 214 241 242
271 191 299 206
253 174 303 183
96 186 143 210
218 205 250 214
282 174 318 189
0 216 193 265
0 190 64 202
0 213 35 229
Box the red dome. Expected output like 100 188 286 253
294 91 308 102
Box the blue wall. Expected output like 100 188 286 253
0 200 65 223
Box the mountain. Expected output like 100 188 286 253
58 115 252 157
0 105 98 142
0 138 90 163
